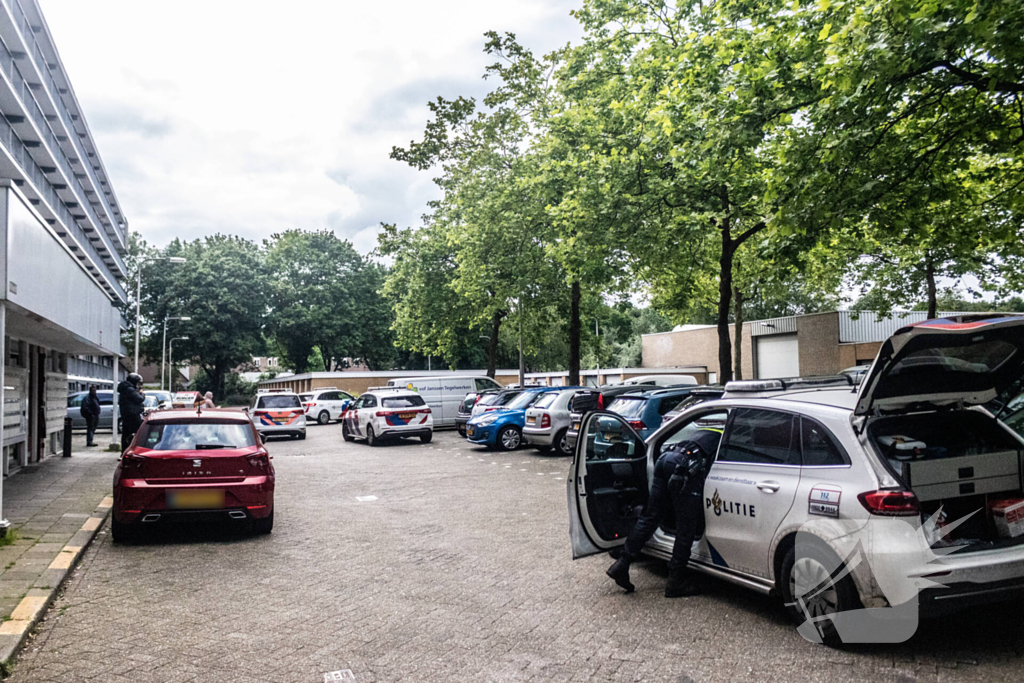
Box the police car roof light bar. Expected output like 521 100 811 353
723 375 856 393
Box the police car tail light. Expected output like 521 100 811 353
540 413 551 428
857 490 920 516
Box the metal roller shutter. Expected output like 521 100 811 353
756 334 800 379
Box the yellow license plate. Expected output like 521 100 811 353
467 426 475 436
166 489 224 509
526 416 536 424
400 412 416 420
572 422 580 431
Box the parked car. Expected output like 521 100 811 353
111 408 275 542
470 389 523 418
523 388 580 455
147 391 174 409
620 374 699 387
565 385 661 451
67 390 114 429
385 376 503 428
604 387 699 440
455 389 498 437
660 385 725 422
299 388 354 425
171 391 200 409
249 390 306 440
466 387 581 451
569 314 1024 645
839 364 871 382
342 388 433 446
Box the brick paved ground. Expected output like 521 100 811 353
7 427 1024 682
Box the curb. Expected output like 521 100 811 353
0 495 113 674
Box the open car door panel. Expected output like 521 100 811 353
568 411 648 559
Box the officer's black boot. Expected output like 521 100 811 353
606 556 635 593
664 569 700 598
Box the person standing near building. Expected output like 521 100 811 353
80 385 101 447
117 373 146 452
605 428 721 597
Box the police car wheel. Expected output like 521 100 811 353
342 422 355 442
317 411 330 426
780 541 860 646
367 425 380 447
496 426 521 451
420 432 432 444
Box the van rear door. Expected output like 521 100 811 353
439 378 476 426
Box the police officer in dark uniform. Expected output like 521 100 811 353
606 428 721 597
117 373 146 452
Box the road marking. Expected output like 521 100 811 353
355 496 377 502
48 546 82 570
537 473 545 476
323 670 355 682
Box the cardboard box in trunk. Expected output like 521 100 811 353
991 498 1024 539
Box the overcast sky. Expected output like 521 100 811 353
40 0 583 254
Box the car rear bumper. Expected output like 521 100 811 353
256 423 305 434
523 427 554 446
917 577 1024 617
114 476 274 523
379 426 432 438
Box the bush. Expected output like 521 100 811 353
223 394 251 408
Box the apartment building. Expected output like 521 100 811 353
0 0 129 528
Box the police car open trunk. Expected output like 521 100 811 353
857 315 1024 550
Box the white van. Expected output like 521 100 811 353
385 375 504 427
620 374 698 387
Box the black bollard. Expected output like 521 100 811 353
63 416 73 457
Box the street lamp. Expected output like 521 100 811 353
161 316 191 390
168 336 188 393
134 256 186 372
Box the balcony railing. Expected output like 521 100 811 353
4 0 126 249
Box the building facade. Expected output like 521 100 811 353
642 310 982 381
0 0 128 520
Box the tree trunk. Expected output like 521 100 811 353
925 256 937 320
487 310 503 378
733 286 744 381
569 280 581 386
717 212 735 385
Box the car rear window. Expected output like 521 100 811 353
299 394 313 402
382 395 426 408
257 395 301 409
533 393 559 409
136 422 256 450
608 397 647 419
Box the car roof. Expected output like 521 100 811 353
772 387 859 410
365 388 419 397
147 408 251 422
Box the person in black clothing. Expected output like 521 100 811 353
80 385 102 447
117 373 146 452
606 428 721 597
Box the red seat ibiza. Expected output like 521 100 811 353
112 409 275 542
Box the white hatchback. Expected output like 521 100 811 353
299 388 355 426
342 389 434 447
523 389 577 455
569 314 1024 645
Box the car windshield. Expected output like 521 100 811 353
607 397 647 419
505 391 544 410
136 422 256 450
532 392 560 409
299 394 314 403
382 395 426 408
257 395 301 409
143 395 161 408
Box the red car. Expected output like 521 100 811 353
112 409 275 542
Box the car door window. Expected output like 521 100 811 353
68 394 83 407
799 417 849 466
657 395 684 416
656 410 729 455
363 395 377 408
718 408 799 466
99 394 113 406
586 414 641 461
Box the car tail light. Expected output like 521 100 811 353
121 451 144 470
540 413 551 428
597 394 604 409
485 406 500 412
628 420 647 431
857 490 920 516
247 453 270 469
376 411 392 417
420 408 432 414
303 402 315 413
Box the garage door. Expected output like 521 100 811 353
756 334 800 379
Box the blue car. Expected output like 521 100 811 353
604 387 695 440
466 387 582 451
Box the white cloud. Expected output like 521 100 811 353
39 0 583 252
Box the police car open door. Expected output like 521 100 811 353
568 411 648 559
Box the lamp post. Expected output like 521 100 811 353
168 336 188 393
134 256 186 373
161 316 191 390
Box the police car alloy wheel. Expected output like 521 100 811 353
317 410 330 426
342 422 355 442
779 542 860 646
367 425 380 447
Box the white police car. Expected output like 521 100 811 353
569 315 1024 644
249 389 306 440
299 387 355 426
341 388 433 447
